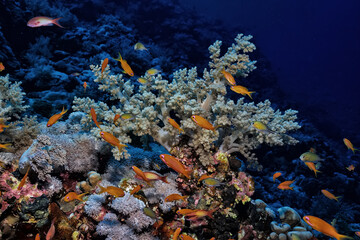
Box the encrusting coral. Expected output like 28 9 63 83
73 34 300 169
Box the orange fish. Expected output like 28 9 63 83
165 194 188 202
303 215 352 240
173 227 182 240
230 85 255 99
220 69 236 85
176 209 196 215
83 82 87 92
184 208 218 221
355 232 360 237
132 166 150 184
98 185 124 198
90 108 101 129
101 58 108 74
0 62 4 72
130 184 143 195
47 107 68 127
272 172 282 182
100 131 127 152
114 114 121 124
168 117 184 133
135 171 169 183
63 192 88 202
180 234 195 240
198 173 215 183
18 166 30 190
321 190 341 201
305 162 321 177
277 180 295 190
0 143 11 149
343 138 358 154
191 115 215 131
159 154 191 179
35 233 40 240
114 53 134 76
346 165 355 171
46 218 56 240
210 238 215 240
27 16 64 28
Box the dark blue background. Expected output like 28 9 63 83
181 0 360 144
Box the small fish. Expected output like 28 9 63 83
90 108 101 129
198 173 215 183
176 209 196 215
47 107 68 127
159 154 191 179
300 151 323 162
277 180 295 190
355 232 360 237
168 117 184 133
303 215 352 240
132 166 150 184
230 85 255 99
253 121 275 133
83 81 87 92
100 131 127 152
165 194 188 202
135 171 169 183
321 190 341 202
173 227 182 240
70 72 81 76
113 114 121 124
346 165 355 171
146 68 160 76
17 166 30 190
27 16 64 28
101 58 108 75
0 62 4 72
273 172 282 182
46 218 56 240
134 42 148 51
120 113 134 120
137 77 148 84
289 233 300 240
210 238 215 240
114 53 134 77
305 162 321 177
343 138 358 154
202 178 223 187
35 233 40 240
0 143 11 149
63 192 88 202
191 115 216 131
143 207 157 219
130 184 143 195
184 208 218 221
220 69 236 85
180 234 195 240
98 185 125 198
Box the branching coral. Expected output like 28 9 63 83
73 34 300 169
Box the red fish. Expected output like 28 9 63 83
198 173 215 183
168 117 184 133
191 115 216 131
303 215 352 240
0 62 4 72
343 138 358 154
83 82 87 92
63 192 87 202
98 185 124 198
100 131 127 152
135 171 169 183
321 190 341 201
220 69 236 85
35 233 40 240
114 114 121 124
132 166 150 184
165 194 187 202
159 154 191 179
90 108 101 129
114 53 134 76
130 184 143 195
180 234 195 240
27 16 63 28
273 172 282 182
17 166 30 190
47 107 67 127
184 208 218 221
46 218 56 240
101 58 108 75
305 162 321 177
173 227 182 240
277 180 295 190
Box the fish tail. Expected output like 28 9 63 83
52 17 64 28
247 91 256 99
116 143 127 152
161 176 169 184
289 187 294 190
207 207 219 219
77 192 88 201
2 143 11 149
60 106 68 115
335 196 342 202
336 233 353 240
98 185 106 194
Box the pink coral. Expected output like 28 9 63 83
229 172 255 203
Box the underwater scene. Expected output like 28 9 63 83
0 0 359 239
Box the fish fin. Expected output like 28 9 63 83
207 207 219 218
247 91 255 99
60 106 68 115
335 196 342 202
117 143 127 152
98 185 106 194
113 53 122 62
336 234 353 240
52 17 64 28
2 143 11 149
161 176 169 184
